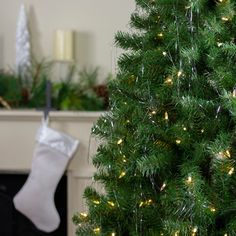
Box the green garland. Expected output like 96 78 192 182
0 64 109 111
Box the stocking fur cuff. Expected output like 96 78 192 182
36 124 79 157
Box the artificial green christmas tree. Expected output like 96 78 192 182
73 0 236 235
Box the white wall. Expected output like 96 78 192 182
0 0 135 81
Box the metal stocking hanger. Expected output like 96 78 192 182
44 80 52 121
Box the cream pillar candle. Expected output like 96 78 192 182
54 30 74 62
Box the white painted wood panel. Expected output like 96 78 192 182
0 110 103 236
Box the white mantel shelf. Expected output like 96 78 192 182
0 109 104 172
0 109 104 121
0 109 103 236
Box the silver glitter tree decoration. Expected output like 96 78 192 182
16 4 32 87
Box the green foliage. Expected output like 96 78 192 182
54 67 106 111
75 0 236 235
0 63 109 111
0 71 21 106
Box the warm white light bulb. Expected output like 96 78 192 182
151 110 157 115
93 227 101 234
160 183 166 191
174 231 179 236
177 71 182 77
164 77 173 85
119 171 126 178
108 201 115 207
210 207 216 212
93 200 101 205
165 111 169 120
221 16 229 21
176 139 181 144
233 88 236 97
187 176 192 184
228 167 234 175
117 139 123 145
80 212 88 217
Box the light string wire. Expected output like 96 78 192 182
187 0 198 90
174 0 182 97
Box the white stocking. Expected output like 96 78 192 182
13 124 79 232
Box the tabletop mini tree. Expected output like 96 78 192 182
73 0 236 235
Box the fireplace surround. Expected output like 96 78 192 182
0 110 102 236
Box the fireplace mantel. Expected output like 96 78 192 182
0 110 103 236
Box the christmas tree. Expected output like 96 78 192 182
73 0 236 235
